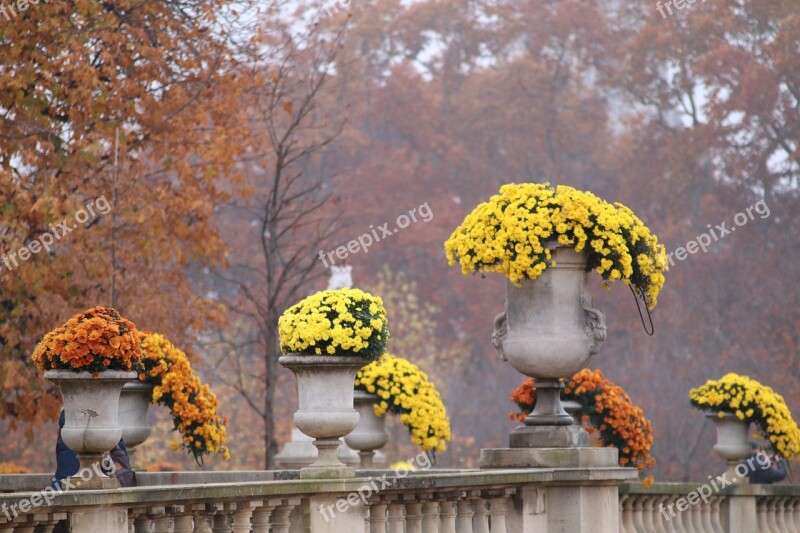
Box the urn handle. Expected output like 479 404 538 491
492 311 508 361
581 297 607 354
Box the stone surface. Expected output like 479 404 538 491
509 425 590 448
310 494 366 533
69 508 128 533
479 446 618 469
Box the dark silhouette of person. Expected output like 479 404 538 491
53 410 136 489
742 441 787 485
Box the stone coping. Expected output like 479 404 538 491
0 469 553 510
619 481 800 497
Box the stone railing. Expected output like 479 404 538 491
619 482 800 533
0 466 633 532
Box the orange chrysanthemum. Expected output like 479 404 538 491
31 307 141 374
511 369 656 478
139 332 229 462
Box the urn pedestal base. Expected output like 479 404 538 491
479 446 617 469
510 425 589 448
300 439 355 479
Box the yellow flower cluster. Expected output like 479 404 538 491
444 183 667 308
279 288 389 360
139 332 230 462
355 354 450 452
689 373 800 459
31 307 142 375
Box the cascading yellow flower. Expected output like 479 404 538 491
444 183 667 308
689 373 800 459
355 354 450 452
139 332 229 462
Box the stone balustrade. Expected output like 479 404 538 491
0 466 633 533
619 482 800 533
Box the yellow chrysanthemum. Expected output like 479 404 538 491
355 354 450 452
689 373 800 459
444 183 667 309
279 288 389 359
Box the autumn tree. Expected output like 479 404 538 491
0 0 254 430
204 18 349 469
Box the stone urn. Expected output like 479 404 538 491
279 354 367 479
707 412 751 477
45 369 136 488
345 390 389 467
492 246 606 447
118 381 155 468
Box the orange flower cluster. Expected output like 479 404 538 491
31 307 141 374
139 332 229 462
511 369 655 482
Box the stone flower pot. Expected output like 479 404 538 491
279 354 368 479
345 390 389 467
118 381 155 468
492 247 606 446
707 411 751 461
45 369 137 488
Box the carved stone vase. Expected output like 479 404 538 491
45 369 136 488
118 381 155 469
279 354 367 479
492 246 606 447
345 390 389 468
707 412 751 478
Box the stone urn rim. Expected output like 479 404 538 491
279 353 373 367
44 369 138 380
122 380 155 391
704 411 748 421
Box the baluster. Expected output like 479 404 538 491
699 495 715 533
767 497 781 533
148 506 174 533
386 500 404 533
31 511 68 533
650 495 668 533
368 501 387 533
640 496 657 533
471 496 489 533
689 496 704 533
456 497 474 533
251 502 276 533
708 497 723 533
785 497 799 533
171 505 193 533
133 511 153 533
488 490 511 533
233 502 259 533
618 495 633 533
191 503 214 533
438 498 457 533
403 497 423 533
269 498 299 533
756 497 769 532
210 503 235 533
421 500 440 533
